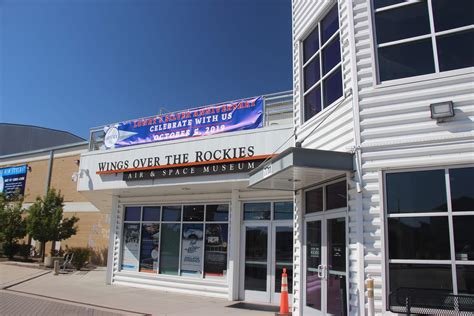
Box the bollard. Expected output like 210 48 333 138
367 275 374 316
53 260 60 275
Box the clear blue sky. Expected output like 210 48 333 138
0 0 292 139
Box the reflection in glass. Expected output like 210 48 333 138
124 207 141 221
304 57 320 91
121 223 140 271
304 86 322 122
274 202 293 220
374 0 405 9
162 206 181 221
160 223 180 275
275 226 293 293
306 221 322 311
303 26 319 63
432 0 474 32
323 67 343 107
204 224 228 277
388 217 450 260
142 206 160 222
327 274 347 316
389 264 453 294
386 170 446 213
322 37 341 75
139 223 160 273
375 2 430 44
328 218 346 272
306 187 323 214
457 265 474 295
243 203 271 220
181 223 204 276
326 180 346 210
183 205 204 221
437 30 474 72
321 5 339 44
206 205 229 221
245 227 268 291
378 39 434 81
453 216 474 261
450 167 474 212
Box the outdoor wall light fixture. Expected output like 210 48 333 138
74 159 80 165
27 166 32 172
430 101 455 122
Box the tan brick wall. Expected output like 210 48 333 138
49 155 87 202
23 160 49 203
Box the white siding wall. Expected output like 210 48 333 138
292 1 360 315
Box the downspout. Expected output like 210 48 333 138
346 0 366 315
45 150 55 256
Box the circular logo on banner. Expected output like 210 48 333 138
104 127 119 148
0 175 4 193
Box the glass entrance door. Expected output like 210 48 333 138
242 223 294 304
304 214 347 316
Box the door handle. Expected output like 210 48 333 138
317 264 323 278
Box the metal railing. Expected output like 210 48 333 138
389 288 474 315
88 91 293 151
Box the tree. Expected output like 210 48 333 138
0 193 27 259
27 189 79 261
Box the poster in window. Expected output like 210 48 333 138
122 223 140 271
181 224 203 275
204 224 228 277
139 223 160 273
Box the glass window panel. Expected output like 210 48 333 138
121 223 140 271
437 30 474 72
204 224 228 277
453 216 474 261
306 187 323 214
303 26 319 63
389 264 453 294
327 274 347 316
243 202 271 220
245 263 267 291
142 206 160 222
432 0 474 32
378 39 435 81
124 206 141 221
160 223 180 275
374 0 405 9
375 2 430 44
139 223 160 273
327 218 346 272
323 67 343 107
206 204 229 221
304 56 320 91
457 265 474 295
388 217 451 260
306 221 322 310
386 170 447 214
321 6 339 44
181 223 204 276
304 85 322 122
322 36 341 75
183 205 204 221
275 226 293 293
450 167 474 212
274 202 293 220
326 180 347 210
245 226 268 291
162 205 181 221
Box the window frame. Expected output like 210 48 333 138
303 177 348 216
370 0 474 86
382 165 474 311
299 1 345 126
120 203 230 280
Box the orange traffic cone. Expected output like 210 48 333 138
276 267 292 316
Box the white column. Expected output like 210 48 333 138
106 196 119 285
228 189 241 300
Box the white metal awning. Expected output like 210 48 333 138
248 147 354 191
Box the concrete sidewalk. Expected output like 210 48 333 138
1 263 277 316
0 262 50 289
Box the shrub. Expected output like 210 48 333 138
3 242 19 259
18 243 33 260
70 247 91 271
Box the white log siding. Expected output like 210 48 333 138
292 0 474 315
